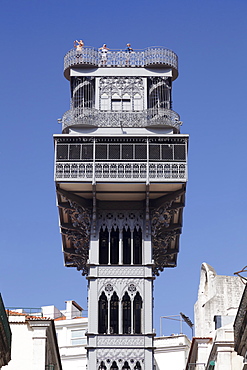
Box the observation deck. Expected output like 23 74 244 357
54 135 188 183
64 46 178 80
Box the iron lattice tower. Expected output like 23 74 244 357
54 45 188 370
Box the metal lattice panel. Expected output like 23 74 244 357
55 162 186 181
64 46 178 72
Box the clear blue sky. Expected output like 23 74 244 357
0 0 247 338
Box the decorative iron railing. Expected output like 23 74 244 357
55 162 187 182
62 107 181 132
64 46 178 71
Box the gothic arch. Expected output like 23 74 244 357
133 292 142 334
122 292 131 334
98 361 107 370
99 226 109 264
110 292 119 334
122 361 130 369
133 227 142 264
134 361 141 369
98 292 108 334
110 361 119 370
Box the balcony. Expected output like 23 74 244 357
54 136 188 183
61 107 181 133
55 136 187 183
55 161 186 182
64 46 178 79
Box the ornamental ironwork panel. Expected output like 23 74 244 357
61 107 181 131
55 162 187 181
64 46 178 70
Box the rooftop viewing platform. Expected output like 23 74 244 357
64 46 178 80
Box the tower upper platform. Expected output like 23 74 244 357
63 46 178 80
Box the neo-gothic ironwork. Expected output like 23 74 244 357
64 46 178 73
61 107 181 132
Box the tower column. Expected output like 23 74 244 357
55 44 188 370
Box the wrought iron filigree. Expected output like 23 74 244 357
61 199 91 276
151 199 181 276
64 46 178 72
55 162 187 181
62 107 181 132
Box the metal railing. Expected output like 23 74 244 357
62 107 181 132
64 46 178 71
55 161 187 182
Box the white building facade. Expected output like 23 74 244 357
186 263 245 370
3 311 61 370
54 45 188 369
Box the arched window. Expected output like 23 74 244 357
110 227 119 264
133 292 142 334
148 77 171 110
134 361 141 370
110 292 119 334
99 227 109 264
110 361 119 370
98 361 107 370
98 292 108 334
72 77 95 109
133 228 142 264
123 227 131 264
122 292 131 334
122 361 130 370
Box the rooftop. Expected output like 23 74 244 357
64 46 178 80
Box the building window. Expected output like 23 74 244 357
99 77 144 112
122 292 131 334
110 228 119 264
133 228 142 264
71 76 95 109
71 329 87 345
98 292 108 334
99 227 109 264
100 93 110 111
110 292 119 334
148 77 171 110
122 361 130 369
98 361 107 370
133 293 142 334
110 361 119 370
134 362 142 370
123 228 131 264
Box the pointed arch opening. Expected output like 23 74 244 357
98 292 108 334
110 361 119 370
110 227 119 264
110 292 119 334
123 227 131 265
122 292 131 334
122 361 130 370
133 292 142 334
99 227 109 264
98 361 107 370
134 361 142 370
133 227 142 264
